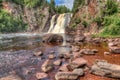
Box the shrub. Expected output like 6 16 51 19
0 10 28 33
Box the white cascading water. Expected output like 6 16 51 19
48 13 72 46
48 13 72 34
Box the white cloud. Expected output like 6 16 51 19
56 0 74 10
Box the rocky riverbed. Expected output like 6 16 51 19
0 33 120 80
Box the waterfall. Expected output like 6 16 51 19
47 13 72 46
48 13 72 34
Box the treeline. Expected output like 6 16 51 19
49 0 71 14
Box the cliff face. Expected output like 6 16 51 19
70 0 106 34
2 1 50 32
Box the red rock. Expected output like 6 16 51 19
41 60 53 72
67 58 87 70
59 64 69 72
36 72 48 79
54 59 62 66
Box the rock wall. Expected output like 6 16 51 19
70 0 106 35
2 1 50 32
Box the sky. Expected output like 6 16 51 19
47 0 74 10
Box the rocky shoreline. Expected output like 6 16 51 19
0 31 120 80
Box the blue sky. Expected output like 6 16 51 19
47 0 74 10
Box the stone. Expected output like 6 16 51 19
73 68 84 76
91 60 120 79
55 72 79 80
109 46 120 54
104 52 110 55
42 34 63 43
108 42 117 47
67 58 87 70
74 36 85 42
34 51 43 56
80 49 96 55
59 64 69 72
73 52 82 58
64 53 72 59
36 72 48 79
41 60 53 72
92 49 99 53
58 54 64 59
54 59 62 66
48 54 55 59
0 74 22 80
72 46 80 52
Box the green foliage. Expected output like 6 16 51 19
75 18 81 24
93 16 102 26
0 10 28 33
49 0 56 13
72 0 85 12
82 20 88 28
104 0 118 15
55 5 70 14
99 14 120 36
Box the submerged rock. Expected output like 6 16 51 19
0 74 22 80
33 51 43 56
91 60 120 79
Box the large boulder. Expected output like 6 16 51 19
91 60 120 79
67 58 87 70
109 46 120 54
42 34 63 43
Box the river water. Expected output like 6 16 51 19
0 33 120 80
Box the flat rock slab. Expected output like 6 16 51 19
55 72 79 80
67 58 87 70
0 74 22 80
91 60 120 79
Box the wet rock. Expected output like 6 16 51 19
64 53 72 59
0 74 22 80
109 46 120 54
73 68 84 76
104 52 110 55
42 34 63 43
74 36 85 42
80 49 96 55
36 72 48 80
41 60 54 72
48 54 55 59
55 72 79 80
59 64 69 72
54 59 62 66
72 46 80 52
92 49 99 53
58 54 64 59
93 38 101 44
91 60 120 79
67 58 87 70
108 42 117 47
73 52 82 58
34 51 43 56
